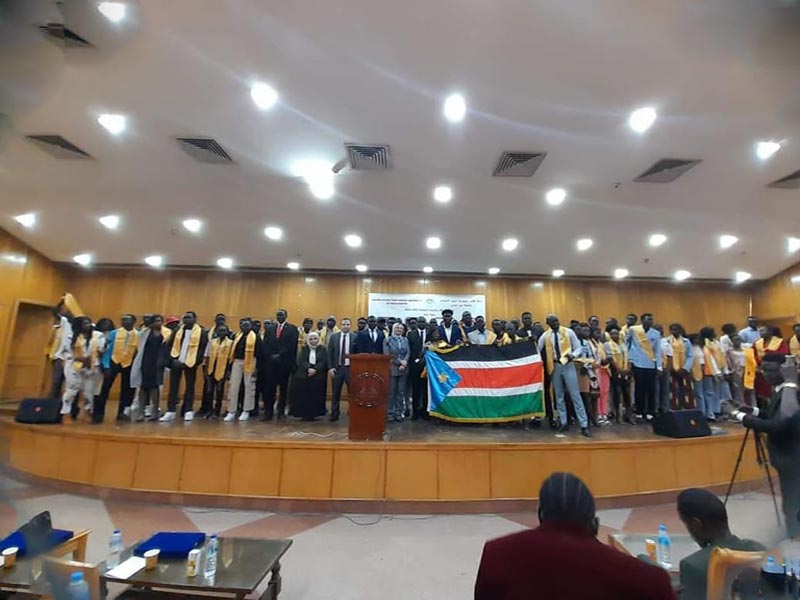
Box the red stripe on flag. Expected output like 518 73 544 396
454 361 543 389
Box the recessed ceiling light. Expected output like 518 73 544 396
613 268 629 279
309 180 335 200
216 257 234 269
417 279 430 284
628 106 657 133
474 280 486 287
433 186 452 203
287 261 300 270
144 255 163 268
674 269 692 281
362 278 372 284
73 253 92 267
788 237 800 253
734 271 752 284
545 188 567 206
648 233 667 247
443 93 466 122
791 275 800 284
719 234 738 249
576 238 593 251
14 213 36 228
532 282 544 288
552 269 565 278
488 267 500 275
97 1 126 23
755 141 781 161
182 218 203 233
422 266 434 274
250 82 279 110
355 264 368 272
304 277 315 283
98 215 120 230
344 233 363 248
293 159 335 200
426 236 442 250
2 254 27 264
501 237 519 252
264 226 283 241
97 113 126 135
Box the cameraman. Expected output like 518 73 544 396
734 353 800 537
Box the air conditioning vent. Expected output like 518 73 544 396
345 143 392 171
768 169 800 189
635 158 702 183
38 23 92 47
26 135 92 159
493 152 547 177
176 137 233 163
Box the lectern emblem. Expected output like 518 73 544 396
352 372 384 408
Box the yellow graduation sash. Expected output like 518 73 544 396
703 341 726 376
630 325 655 362
231 330 257 374
754 337 783 359
791 336 800 359
542 327 573 374
496 333 513 347
743 347 757 390
111 327 139 368
72 334 99 371
671 336 686 371
605 340 627 371
170 324 203 368
207 337 233 381
691 348 704 381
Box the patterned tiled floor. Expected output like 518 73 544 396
0 474 789 599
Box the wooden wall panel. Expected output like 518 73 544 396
64 266 750 333
228 448 282 496
752 262 800 323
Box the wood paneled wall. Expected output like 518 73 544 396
752 263 800 323
63 266 751 333
0 228 67 393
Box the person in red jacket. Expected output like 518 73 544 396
475 472 676 600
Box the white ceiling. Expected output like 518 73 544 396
1 0 800 280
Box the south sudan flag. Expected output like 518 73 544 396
425 343 544 423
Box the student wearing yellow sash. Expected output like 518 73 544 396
161 311 209 422
93 314 139 424
790 324 800 361
688 334 707 416
492 320 513 346
590 327 610 422
726 334 747 406
603 327 634 424
224 318 262 422
575 325 601 427
318 316 339 348
60 316 105 419
699 327 728 420
625 313 662 421
619 313 637 340
467 316 497 345
537 314 591 437
753 325 788 403
201 324 233 419
667 323 695 410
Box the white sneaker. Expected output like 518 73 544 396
123 406 131 417
144 405 152 418
223 412 236 422
159 411 176 422
238 411 250 422
184 411 194 422
60 401 72 415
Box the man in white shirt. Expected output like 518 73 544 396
468 316 496 345
327 318 353 422
437 309 464 346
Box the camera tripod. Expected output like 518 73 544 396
724 426 782 526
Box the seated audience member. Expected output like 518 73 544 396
475 472 675 600
676 488 764 600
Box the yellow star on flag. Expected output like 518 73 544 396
438 372 449 383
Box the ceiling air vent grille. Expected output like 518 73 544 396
493 152 547 177
176 137 233 163
345 143 392 170
26 135 92 159
635 158 702 183
38 23 92 47
768 169 800 189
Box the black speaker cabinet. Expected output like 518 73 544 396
652 409 711 438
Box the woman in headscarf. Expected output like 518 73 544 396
384 322 410 422
290 331 328 421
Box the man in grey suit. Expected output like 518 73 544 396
327 318 353 422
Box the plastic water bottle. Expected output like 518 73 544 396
762 556 785 593
657 524 672 569
107 529 123 569
68 572 90 600
203 534 219 579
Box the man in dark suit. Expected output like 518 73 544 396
161 311 209 422
261 308 299 421
406 317 428 420
353 315 385 354
475 472 675 600
327 318 353 422
437 309 463 347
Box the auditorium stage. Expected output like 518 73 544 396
0 413 767 514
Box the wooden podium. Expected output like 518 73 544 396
348 354 391 441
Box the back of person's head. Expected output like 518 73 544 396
538 472 597 533
677 488 729 544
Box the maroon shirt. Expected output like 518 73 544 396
475 521 676 600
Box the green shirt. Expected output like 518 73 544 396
679 533 765 600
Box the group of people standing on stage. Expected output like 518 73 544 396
45 293 795 435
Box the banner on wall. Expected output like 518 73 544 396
367 293 486 321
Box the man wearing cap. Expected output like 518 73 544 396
475 472 675 599
437 309 464 347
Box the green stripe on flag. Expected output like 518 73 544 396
430 391 543 423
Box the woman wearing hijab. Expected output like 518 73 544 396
290 331 328 420
384 322 410 422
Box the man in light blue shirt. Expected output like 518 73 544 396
626 313 662 420
738 315 761 346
